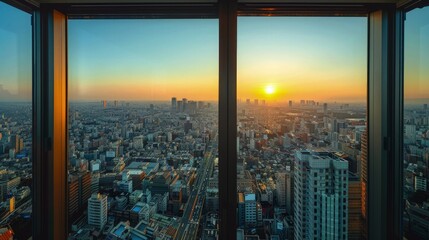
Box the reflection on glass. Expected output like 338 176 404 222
0 2 33 239
67 19 218 239
403 7 429 240
237 17 367 240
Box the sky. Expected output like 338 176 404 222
68 19 219 101
238 16 367 103
0 1 32 101
404 7 429 101
68 17 367 102
1 1 428 103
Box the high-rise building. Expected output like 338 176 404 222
87 193 108 230
177 100 183 112
10 135 21 153
323 103 328 114
68 171 92 225
361 129 368 239
294 150 349 240
184 120 192 134
289 100 293 107
182 98 188 112
171 97 177 111
276 171 293 214
91 172 100 194
276 172 286 207
348 173 362 240
244 193 258 226
237 193 245 227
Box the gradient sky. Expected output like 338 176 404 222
404 7 429 100
1 1 428 103
68 19 219 101
238 16 367 103
69 17 367 102
0 1 32 101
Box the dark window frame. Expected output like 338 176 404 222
2 0 417 239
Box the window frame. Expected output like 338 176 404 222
3 0 413 239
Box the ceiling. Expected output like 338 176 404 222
33 0 406 4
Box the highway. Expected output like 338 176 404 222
175 145 215 240
0 198 31 226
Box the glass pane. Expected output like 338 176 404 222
403 6 429 240
0 2 32 239
237 16 367 240
68 19 218 239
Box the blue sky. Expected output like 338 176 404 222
0 1 32 101
404 6 429 100
1 0 428 102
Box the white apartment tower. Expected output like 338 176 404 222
88 193 108 230
294 150 348 240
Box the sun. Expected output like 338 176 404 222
264 85 275 95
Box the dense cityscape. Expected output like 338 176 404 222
1 99 429 239
65 98 366 240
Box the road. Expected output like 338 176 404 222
175 145 215 240
0 198 31 226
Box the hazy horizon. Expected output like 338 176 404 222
1 2 428 102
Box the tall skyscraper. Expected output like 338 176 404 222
276 171 293 214
68 171 92 225
244 193 262 227
10 135 21 153
177 100 183 113
171 97 177 111
87 193 108 230
289 100 293 107
348 173 362 240
182 98 188 112
294 150 349 240
323 103 328 114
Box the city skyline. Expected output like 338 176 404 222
1 1 429 102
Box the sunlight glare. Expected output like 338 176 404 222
265 85 275 95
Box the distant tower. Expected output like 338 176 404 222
289 100 293 107
246 99 251 105
177 101 183 112
254 99 258 105
184 120 193 134
323 103 328 114
103 100 107 109
171 97 177 112
424 104 428 110
182 98 188 112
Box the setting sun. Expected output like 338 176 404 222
264 85 275 95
